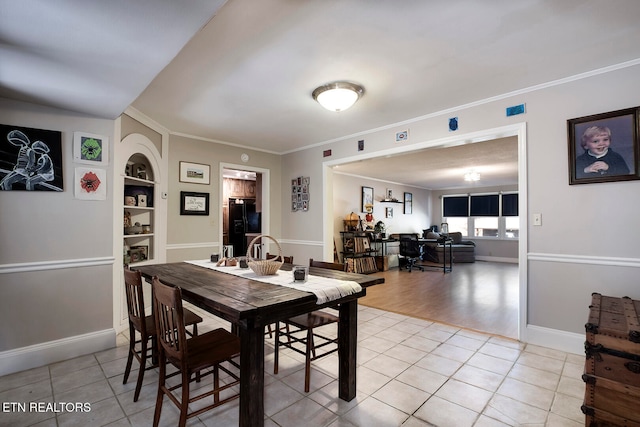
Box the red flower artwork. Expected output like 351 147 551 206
80 171 101 193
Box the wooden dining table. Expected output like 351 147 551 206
133 261 384 427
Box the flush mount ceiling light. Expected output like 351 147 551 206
464 171 480 182
312 81 364 112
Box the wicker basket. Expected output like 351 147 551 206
246 234 283 276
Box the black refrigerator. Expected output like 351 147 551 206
228 199 260 257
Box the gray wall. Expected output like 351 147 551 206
0 98 115 352
281 63 640 347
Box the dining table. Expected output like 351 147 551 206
133 261 384 427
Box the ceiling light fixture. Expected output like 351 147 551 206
464 171 480 182
312 81 364 112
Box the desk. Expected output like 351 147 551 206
134 262 384 427
418 238 453 273
371 237 397 256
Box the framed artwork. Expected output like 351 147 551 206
292 176 310 211
386 188 393 200
74 167 106 200
386 207 393 218
180 191 210 215
404 192 412 214
567 107 639 185
179 161 210 185
0 124 63 191
73 132 109 165
361 186 373 212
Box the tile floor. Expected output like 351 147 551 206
0 304 586 427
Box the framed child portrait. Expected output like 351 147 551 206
567 107 640 185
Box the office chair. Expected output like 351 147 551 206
399 233 424 272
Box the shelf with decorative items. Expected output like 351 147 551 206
123 155 156 266
340 230 378 274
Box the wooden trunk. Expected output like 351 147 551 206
584 293 640 425
583 373 640 422
581 404 640 427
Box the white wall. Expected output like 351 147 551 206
281 63 640 353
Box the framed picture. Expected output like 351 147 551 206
0 124 64 191
291 176 309 211
386 188 393 200
73 132 109 165
179 161 210 185
404 192 412 214
361 186 373 212
567 107 639 185
386 207 393 218
180 191 210 215
74 167 106 200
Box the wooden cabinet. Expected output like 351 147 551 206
123 155 155 265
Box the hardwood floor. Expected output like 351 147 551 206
360 261 519 339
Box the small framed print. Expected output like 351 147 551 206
386 207 393 218
361 186 373 213
73 132 109 165
404 192 412 214
179 161 210 185
136 194 147 207
180 191 210 215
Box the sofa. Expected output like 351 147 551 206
422 231 476 263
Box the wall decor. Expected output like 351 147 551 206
404 192 412 214
291 176 309 212
386 207 393 218
361 186 373 213
0 124 63 191
74 167 106 200
180 191 210 215
179 161 210 185
567 107 639 185
73 132 108 165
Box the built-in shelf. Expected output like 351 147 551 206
124 233 154 239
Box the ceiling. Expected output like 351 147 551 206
3 0 640 189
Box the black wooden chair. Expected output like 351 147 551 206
272 258 345 392
151 277 240 427
399 233 424 272
123 268 203 402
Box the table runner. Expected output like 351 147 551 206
186 260 362 304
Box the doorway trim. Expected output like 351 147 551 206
219 163 271 255
322 122 527 341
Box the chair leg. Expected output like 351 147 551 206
304 328 313 393
179 370 190 427
133 334 148 402
153 356 165 427
213 364 220 404
123 324 135 384
192 324 201 383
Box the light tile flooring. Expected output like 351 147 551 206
0 304 585 427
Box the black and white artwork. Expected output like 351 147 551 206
0 124 63 191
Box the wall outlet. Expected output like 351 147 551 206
533 213 542 226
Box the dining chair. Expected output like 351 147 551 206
151 276 241 427
399 233 424 272
272 257 344 392
266 252 293 264
309 258 345 271
122 268 203 402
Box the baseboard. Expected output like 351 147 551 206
0 329 116 376
523 324 584 355
475 255 518 264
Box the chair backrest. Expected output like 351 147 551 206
399 234 420 258
309 258 345 271
267 253 293 264
124 268 147 334
152 277 188 365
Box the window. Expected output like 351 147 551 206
442 192 518 239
